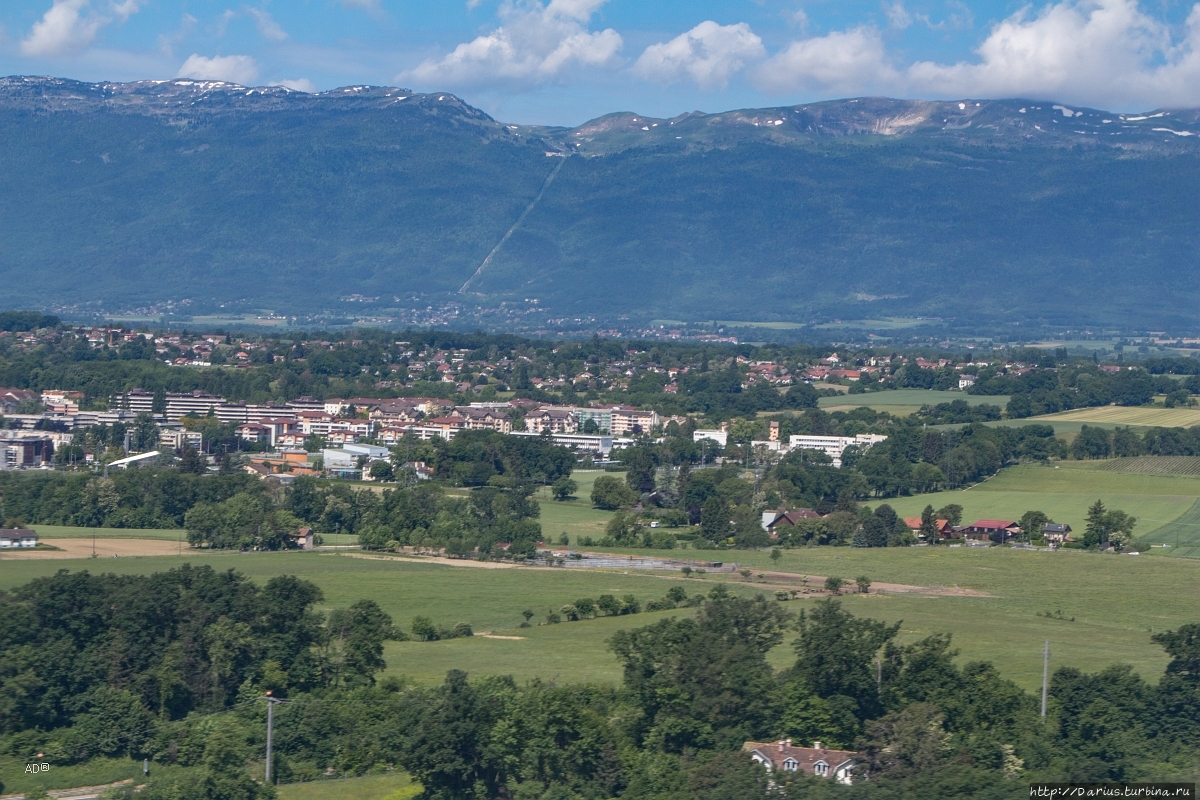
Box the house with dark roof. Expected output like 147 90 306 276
964 520 1021 543
763 509 821 535
743 739 856 785
1043 523 1073 543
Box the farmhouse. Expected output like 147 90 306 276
1043 523 1074 544
743 739 856 784
0 528 38 548
964 520 1021 542
904 517 955 540
763 508 821 534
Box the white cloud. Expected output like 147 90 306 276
176 53 260 85
111 0 139 21
271 78 317 92
754 26 898 95
158 13 197 57
400 0 622 88
905 0 1200 109
21 0 104 57
634 21 765 90
749 0 1198 110
886 1 912 30
247 8 288 42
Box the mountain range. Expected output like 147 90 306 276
0 75 1197 329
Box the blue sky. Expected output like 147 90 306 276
1 0 1196 124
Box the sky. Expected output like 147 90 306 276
0 0 1196 125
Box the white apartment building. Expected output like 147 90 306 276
787 434 888 467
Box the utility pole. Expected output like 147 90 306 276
1041 640 1050 718
265 694 281 784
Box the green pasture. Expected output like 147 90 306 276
0 756 196 796
28 524 186 540
879 462 1200 540
1140 499 1200 558
813 318 933 330
277 772 418 800
2 540 1199 693
818 389 1010 413
1029 406 1200 428
534 470 622 542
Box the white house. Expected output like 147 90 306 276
743 740 856 785
0 528 38 548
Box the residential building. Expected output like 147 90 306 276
509 431 614 457
787 434 887 467
693 429 728 446
1043 523 1073 544
743 740 856 785
525 407 579 434
964 520 1021 542
904 517 955 540
450 407 512 433
958 375 977 390
609 406 659 436
0 528 38 548
763 508 821 534
0 435 54 469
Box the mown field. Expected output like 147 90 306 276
29 524 186 540
818 389 1010 415
3 537 1199 694
277 772 418 800
1029 406 1200 428
881 461 1200 542
1098 456 1200 476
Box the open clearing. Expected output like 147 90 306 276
879 461 1200 541
1097 456 1200 476
277 772 417 800
819 389 1009 415
1029 406 1200 428
30 524 186 540
2 538 1198 692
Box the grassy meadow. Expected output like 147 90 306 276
277 772 418 800
1028 406 1200 428
29 524 186 540
879 461 1200 542
818 389 1010 417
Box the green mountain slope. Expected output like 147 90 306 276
0 76 1197 327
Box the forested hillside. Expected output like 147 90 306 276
0 77 1196 327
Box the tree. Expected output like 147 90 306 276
1084 499 1108 548
179 445 206 475
591 476 637 510
622 446 657 494
856 576 871 594
792 599 900 719
919 504 940 543
860 703 950 778
824 576 844 594
609 595 791 751
551 476 578 501
770 548 781 566
1018 510 1050 542
935 504 964 526
700 496 730 543
369 460 395 482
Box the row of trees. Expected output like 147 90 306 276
1071 424 1200 459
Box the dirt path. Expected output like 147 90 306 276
0 538 187 560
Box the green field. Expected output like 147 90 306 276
29 524 187 540
880 461 1200 541
277 772 417 800
1029 406 1200 428
818 389 1010 412
3 537 1199 693
1140 498 1200 558
1098 456 1200 476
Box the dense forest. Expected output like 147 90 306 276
2 569 1197 800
